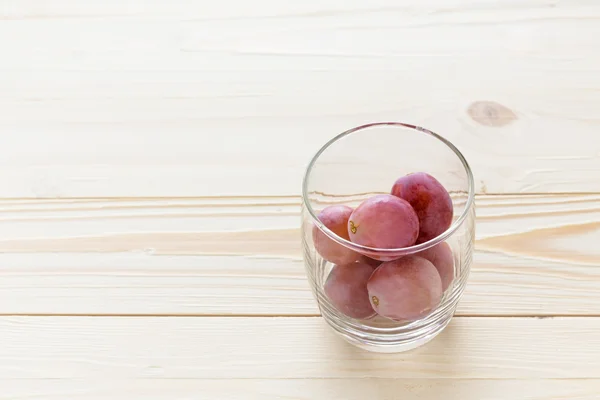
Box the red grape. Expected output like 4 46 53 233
324 261 377 319
348 194 419 250
391 172 453 243
312 205 360 265
367 256 442 321
416 242 455 292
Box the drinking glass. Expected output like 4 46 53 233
301 122 475 353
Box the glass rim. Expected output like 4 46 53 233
301 121 475 256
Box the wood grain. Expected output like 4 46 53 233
0 0 599 197
2 1 600 397
2 379 599 400
0 194 598 316
1 317 599 379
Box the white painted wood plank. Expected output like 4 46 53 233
2 379 599 400
0 194 599 316
0 0 599 196
1 252 598 316
0 195 600 315
0 317 599 379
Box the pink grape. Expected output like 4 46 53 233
391 172 453 244
312 205 360 265
348 194 419 251
324 261 377 319
367 256 442 321
416 242 455 292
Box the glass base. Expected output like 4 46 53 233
316 276 466 353
322 308 454 353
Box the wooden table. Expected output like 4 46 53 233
2 1 600 398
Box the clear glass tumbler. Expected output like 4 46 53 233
301 122 475 353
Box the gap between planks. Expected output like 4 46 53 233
0 192 599 201
2 314 600 318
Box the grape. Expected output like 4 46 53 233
416 242 455 292
348 194 419 251
312 205 360 265
324 261 377 319
367 256 442 321
391 172 453 244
